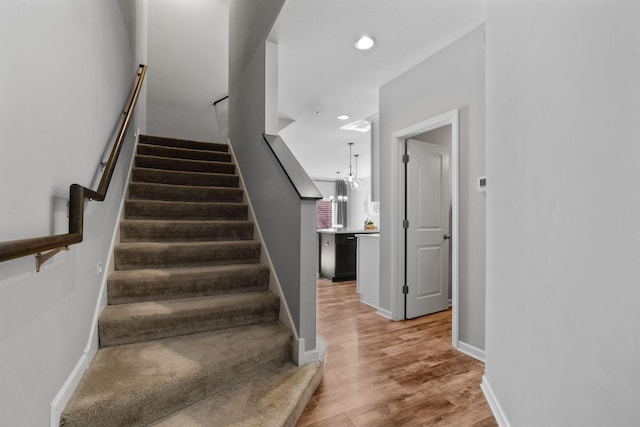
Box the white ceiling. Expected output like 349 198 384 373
269 0 485 181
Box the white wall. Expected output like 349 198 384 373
313 180 335 199
0 1 137 425
379 25 486 349
146 0 229 142
135 0 149 133
484 1 640 425
348 177 372 230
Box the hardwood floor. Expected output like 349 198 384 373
298 279 497 427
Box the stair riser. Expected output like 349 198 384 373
125 201 247 221
128 183 243 203
114 243 261 270
120 221 254 243
137 143 231 163
99 294 281 347
140 135 229 152
132 168 239 187
135 155 236 174
107 266 271 304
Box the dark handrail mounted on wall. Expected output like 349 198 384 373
0 64 148 271
213 95 228 106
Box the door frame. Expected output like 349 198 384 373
391 109 460 349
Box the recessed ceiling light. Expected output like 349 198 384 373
340 120 371 133
354 35 375 50
337 115 350 120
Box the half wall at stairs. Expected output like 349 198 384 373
228 0 318 353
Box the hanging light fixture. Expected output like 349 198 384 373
353 154 360 190
343 142 361 190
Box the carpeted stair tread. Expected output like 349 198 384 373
140 135 228 152
135 155 236 174
120 219 254 242
60 322 292 427
125 200 247 221
137 143 232 163
150 362 324 427
132 167 239 187
99 291 280 347
114 241 262 270
107 264 271 304
128 182 243 203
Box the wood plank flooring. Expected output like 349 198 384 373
298 279 497 427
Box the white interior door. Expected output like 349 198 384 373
405 138 451 319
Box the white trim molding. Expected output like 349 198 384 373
390 109 460 347
376 307 392 319
481 376 511 427
456 340 485 362
294 335 327 366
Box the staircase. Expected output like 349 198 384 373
60 135 322 426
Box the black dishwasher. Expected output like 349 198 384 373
319 233 357 281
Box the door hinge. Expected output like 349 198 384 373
402 153 410 163
402 285 409 294
402 220 409 229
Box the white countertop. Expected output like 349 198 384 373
317 228 379 234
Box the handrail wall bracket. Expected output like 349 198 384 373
35 247 69 272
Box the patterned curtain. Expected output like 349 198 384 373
335 180 348 228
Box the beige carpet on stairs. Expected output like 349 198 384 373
60 135 322 427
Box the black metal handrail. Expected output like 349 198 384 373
0 64 148 271
213 95 228 106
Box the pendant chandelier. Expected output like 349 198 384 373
343 142 361 190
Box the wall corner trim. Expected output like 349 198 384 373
481 375 511 427
294 335 327 366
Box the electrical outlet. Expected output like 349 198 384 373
97 261 104 276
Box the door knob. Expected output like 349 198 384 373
443 234 451 240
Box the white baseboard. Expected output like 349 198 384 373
456 340 485 362
376 307 392 319
360 300 378 310
49 131 140 427
49 353 89 427
481 375 510 427
294 335 327 366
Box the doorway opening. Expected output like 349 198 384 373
391 109 461 349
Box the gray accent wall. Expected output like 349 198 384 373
229 0 317 351
485 1 640 424
379 25 486 350
0 1 137 424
